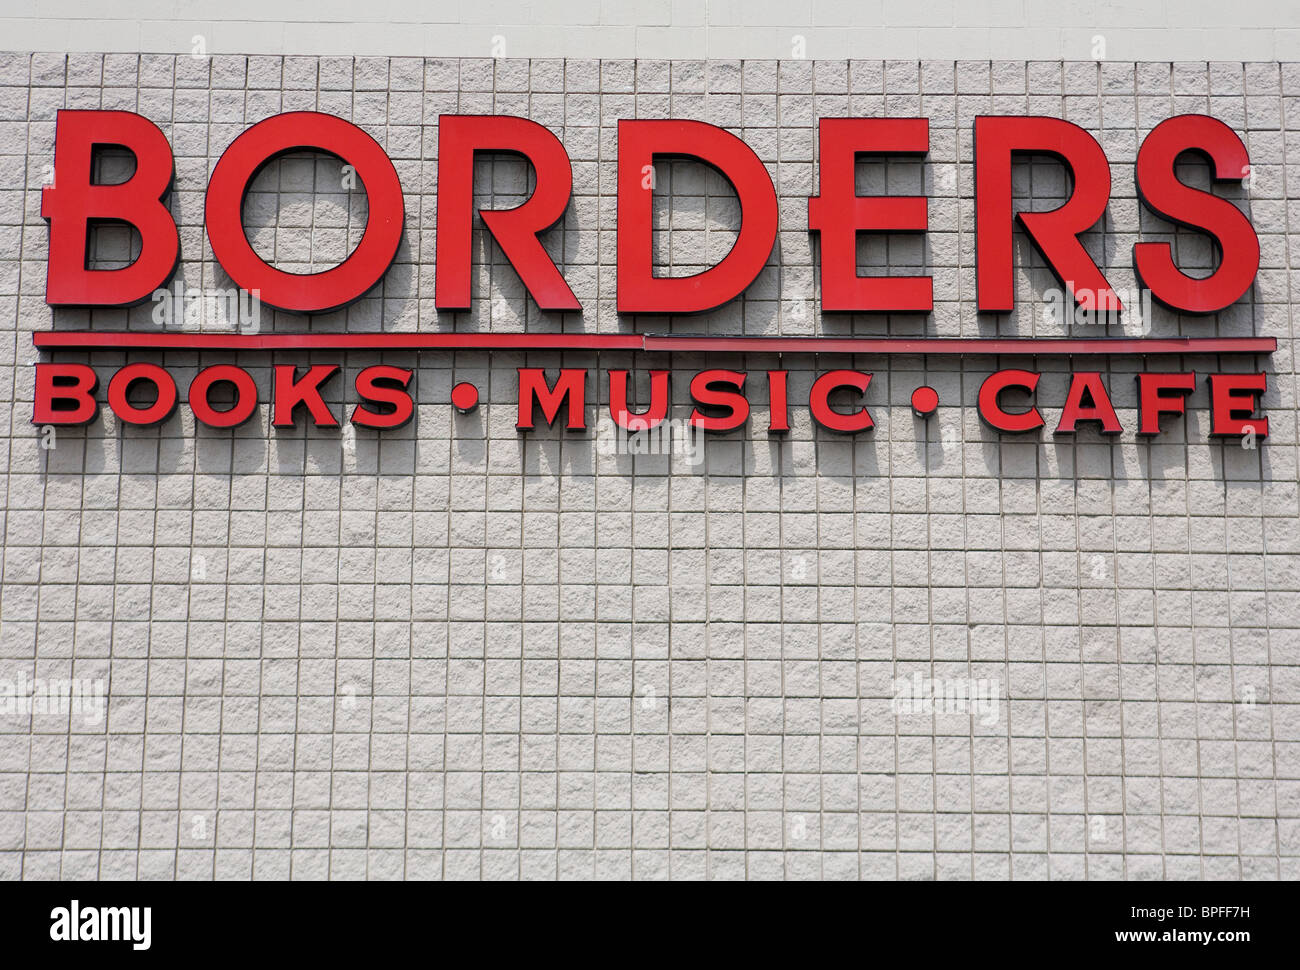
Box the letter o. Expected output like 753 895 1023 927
189 365 259 427
205 111 405 313
107 363 178 425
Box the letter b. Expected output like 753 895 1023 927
42 110 180 306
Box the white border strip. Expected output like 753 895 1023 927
0 15 1296 61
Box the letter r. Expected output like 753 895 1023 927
435 115 580 312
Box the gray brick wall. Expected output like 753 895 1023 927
0 52 1297 880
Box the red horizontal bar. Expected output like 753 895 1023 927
32 331 644 351
641 336 1278 355
31 331 1277 355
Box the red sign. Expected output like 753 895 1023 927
41 109 1263 315
33 109 1274 442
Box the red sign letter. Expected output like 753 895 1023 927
1134 115 1260 314
618 120 778 314
808 118 932 312
1137 372 1196 435
1208 372 1268 438
809 370 874 433
517 368 587 430
206 112 405 313
42 110 179 306
273 365 340 428
33 363 99 425
189 365 259 429
975 116 1117 313
435 115 579 312
107 363 178 426
609 370 670 432
1056 372 1121 435
352 365 414 429
689 370 749 432
767 370 790 434
978 369 1044 434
